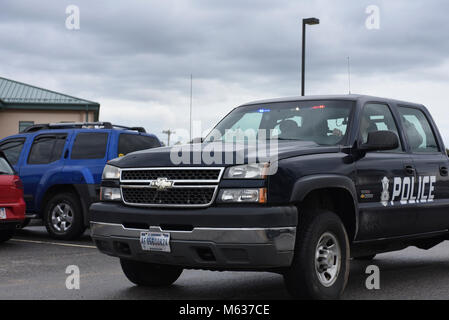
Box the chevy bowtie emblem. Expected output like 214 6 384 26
150 177 174 191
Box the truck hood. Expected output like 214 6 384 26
109 141 341 168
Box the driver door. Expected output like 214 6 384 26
355 102 416 241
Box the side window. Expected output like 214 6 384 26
0 156 14 174
359 103 402 150
118 134 161 156
0 139 25 165
398 106 439 153
71 132 108 159
28 135 67 165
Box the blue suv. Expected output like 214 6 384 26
0 122 161 240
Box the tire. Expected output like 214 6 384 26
354 254 376 261
19 218 31 229
44 192 85 240
0 229 14 243
120 259 183 287
284 210 350 300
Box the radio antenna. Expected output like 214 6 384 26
189 74 193 142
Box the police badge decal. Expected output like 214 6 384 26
380 176 390 206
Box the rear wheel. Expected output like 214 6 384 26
0 229 14 243
44 193 85 240
284 210 350 300
120 259 183 287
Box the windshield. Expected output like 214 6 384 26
205 100 354 146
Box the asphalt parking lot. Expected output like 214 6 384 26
2 224 449 300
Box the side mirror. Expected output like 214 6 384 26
360 131 399 151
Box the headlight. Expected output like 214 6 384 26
218 188 267 203
102 165 120 180
224 163 269 179
100 187 122 201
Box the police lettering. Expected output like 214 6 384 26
391 176 436 205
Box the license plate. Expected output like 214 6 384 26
140 232 171 253
0 208 6 220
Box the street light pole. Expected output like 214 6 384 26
301 17 320 96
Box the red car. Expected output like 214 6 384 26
0 150 25 243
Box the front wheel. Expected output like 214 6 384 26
44 193 85 240
120 259 183 287
284 210 350 300
0 229 15 243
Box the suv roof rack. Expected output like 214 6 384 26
22 122 147 133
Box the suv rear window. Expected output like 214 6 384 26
0 139 25 165
28 134 67 165
0 156 14 175
118 134 161 156
71 132 108 159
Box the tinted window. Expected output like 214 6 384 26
28 135 67 165
398 107 439 153
71 132 108 159
118 134 161 156
0 156 14 175
0 139 25 165
359 103 402 151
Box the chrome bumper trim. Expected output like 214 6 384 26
90 221 296 251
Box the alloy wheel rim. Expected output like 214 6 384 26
315 231 341 287
51 203 73 232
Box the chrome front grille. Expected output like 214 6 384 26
121 169 221 182
120 167 224 207
122 186 216 206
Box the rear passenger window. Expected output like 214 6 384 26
398 106 439 153
28 134 67 165
71 132 108 159
0 139 25 165
118 134 161 156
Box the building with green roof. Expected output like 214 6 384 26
0 76 100 138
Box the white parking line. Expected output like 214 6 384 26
11 238 96 249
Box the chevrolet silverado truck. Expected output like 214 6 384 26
90 95 449 299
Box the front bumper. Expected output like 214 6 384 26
91 222 296 270
89 203 298 270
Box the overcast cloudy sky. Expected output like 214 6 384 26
1 0 448 144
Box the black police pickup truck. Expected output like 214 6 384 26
90 95 449 299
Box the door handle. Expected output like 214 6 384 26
440 166 448 176
404 165 415 175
